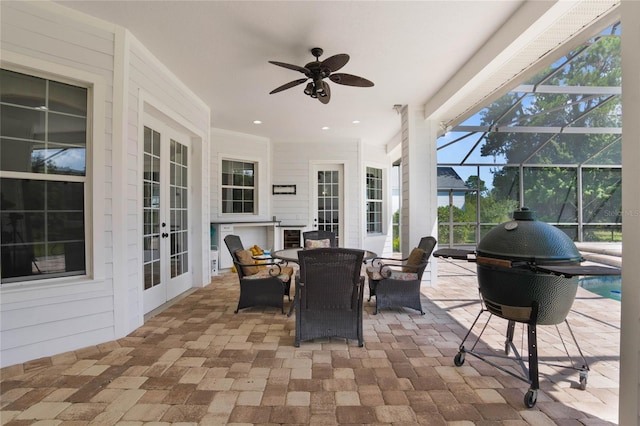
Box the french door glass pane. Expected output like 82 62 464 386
170 139 188 278
143 126 161 289
317 170 340 236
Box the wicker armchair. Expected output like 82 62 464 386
302 230 337 248
366 236 437 315
224 235 293 314
294 248 365 347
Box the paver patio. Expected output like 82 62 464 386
1 258 620 425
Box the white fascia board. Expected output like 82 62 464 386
424 0 620 129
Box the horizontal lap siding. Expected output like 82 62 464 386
1 4 115 78
272 141 362 248
1 299 114 346
127 36 210 326
210 130 271 220
128 46 209 130
0 2 117 367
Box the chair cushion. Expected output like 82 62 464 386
305 238 331 248
388 270 419 281
404 247 426 272
275 265 294 281
366 267 387 281
407 248 426 265
366 266 419 281
249 244 264 255
235 249 261 275
244 267 293 283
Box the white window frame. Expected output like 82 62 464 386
366 166 384 234
0 52 106 289
220 158 257 215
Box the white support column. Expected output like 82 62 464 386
400 105 439 285
619 1 640 424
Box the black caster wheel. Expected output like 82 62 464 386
579 372 588 390
524 389 538 408
454 352 465 366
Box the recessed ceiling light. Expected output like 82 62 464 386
352 120 360 124
321 126 330 130
253 120 262 124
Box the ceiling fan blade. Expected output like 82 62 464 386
329 73 374 87
318 81 331 104
321 54 349 72
269 78 308 94
268 61 309 74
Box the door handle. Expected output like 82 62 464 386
162 232 169 238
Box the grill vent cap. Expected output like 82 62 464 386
513 207 536 221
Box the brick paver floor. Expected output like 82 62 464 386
1 258 620 425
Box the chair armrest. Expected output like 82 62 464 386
369 261 428 280
234 259 283 268
370 256 419 276
251 257 287 266
383 261 427 272
370 257 406 270
267 263 283 276
234 258 290 278
371 256 408 264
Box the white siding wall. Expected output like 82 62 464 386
0 1 116 367
209 129 273 267
272 141 362 249
399 106 439 287
0 1 211 367
210 129 272 222
209 135 394 255
123 34 210 331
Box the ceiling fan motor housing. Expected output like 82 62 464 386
268 47 373 103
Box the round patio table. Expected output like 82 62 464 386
273 247 377 263
274 247 378 317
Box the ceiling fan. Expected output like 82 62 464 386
268 47 374 104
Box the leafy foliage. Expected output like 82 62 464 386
439 28 621 243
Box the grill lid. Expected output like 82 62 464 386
476 208 581 264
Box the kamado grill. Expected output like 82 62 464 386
434 208 621 408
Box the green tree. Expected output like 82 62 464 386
478 29 621 238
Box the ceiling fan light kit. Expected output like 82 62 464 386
269 47 374 104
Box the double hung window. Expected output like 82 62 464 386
221 159 255 214
0 69 88 283
366 166 383 234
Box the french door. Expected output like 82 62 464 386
143 119 191 313
311 163 344 246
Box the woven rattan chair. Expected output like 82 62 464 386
224 234 293 314
302 230 337 248
294 247 365 347
366 236 437 315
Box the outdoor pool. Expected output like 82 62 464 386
579 275 621 301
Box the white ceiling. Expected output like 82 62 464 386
54 1 618 147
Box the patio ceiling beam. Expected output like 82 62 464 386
454 125 621 134
513 84 621 95
440 162 622 168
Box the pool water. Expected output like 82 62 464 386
579 275 621 301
